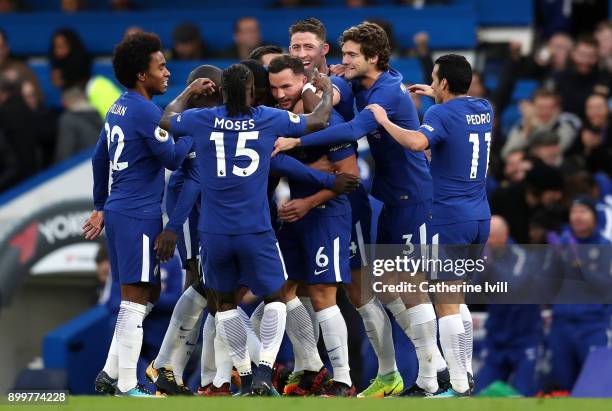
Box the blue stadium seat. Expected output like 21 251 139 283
453 0 533 26
1 6 477 57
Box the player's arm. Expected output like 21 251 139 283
271 153 358 194
273 93 381 155
279 149 357 223
159 78 216 133
366 104 429 151
300 70 333 134
84 129 109 240
155 178 201 262
301 82 342 114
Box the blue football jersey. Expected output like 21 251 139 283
170 105 307 234
167 145 200 192
286 110 353 216
301 68 432 206
331 75 355 122
418 97 493 224
92 91 193 219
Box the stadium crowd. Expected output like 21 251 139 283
1 0 611 398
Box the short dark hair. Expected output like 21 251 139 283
222 63 254 117
576 35 598 49
341 22 390 71
234 16 258 33
267 55 304 76
289 18 327 42
434 54 472 95
533 88 561 104
112 32 162 89
187 64 223 108
248 45 283 62
240 59 269 89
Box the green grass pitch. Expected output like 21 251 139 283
2 397 611 411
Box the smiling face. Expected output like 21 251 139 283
269 67 306 111
341 40 371 80
289 31 329 71
141 51 170 95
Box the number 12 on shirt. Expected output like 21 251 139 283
468 132 491 179
210 131 260 177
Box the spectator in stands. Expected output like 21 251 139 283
491 162 564 243
61 0 86 13
549 197 612 392
528 131 563 168
19 76 58 168
0 0 17 12
568 93 612 175
468 71 487 99
477 217 542 396
123 26 144 39
95 243 112 305
493 35 572 117
169 22 208 61
271 0 319 7
502 149 530 186
595 20 612 73
55 86 103 163
49 28 92 91
346 0 369 7
502 89 581 159
553 36 611 119
248 45 283 66
0 128 18 192
0 77 41 185
403 31 433 83
0 30 44 104
219 16 262 60
110 0 134 11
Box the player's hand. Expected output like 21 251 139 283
366 103 389 124
83 210 104 240
154 229 178 262
278 198 313 222
408 84 435 98
272 137 300 157
331 172 359 194
312 68 332 94
329 64 346 77
188 78 216 96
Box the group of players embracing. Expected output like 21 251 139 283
83 16 493 398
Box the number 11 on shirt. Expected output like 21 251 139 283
468 132 491 179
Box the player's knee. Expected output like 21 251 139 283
308 284 338 311
216 291 236 311
121 282 155 305
263 289 282 304
191 281 207 299
343 283 364 308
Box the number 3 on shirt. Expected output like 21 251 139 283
468 132 491 179
210 131 260 177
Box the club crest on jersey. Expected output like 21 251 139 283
288 111 300 123
155 127 169 142
400 83 407 94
